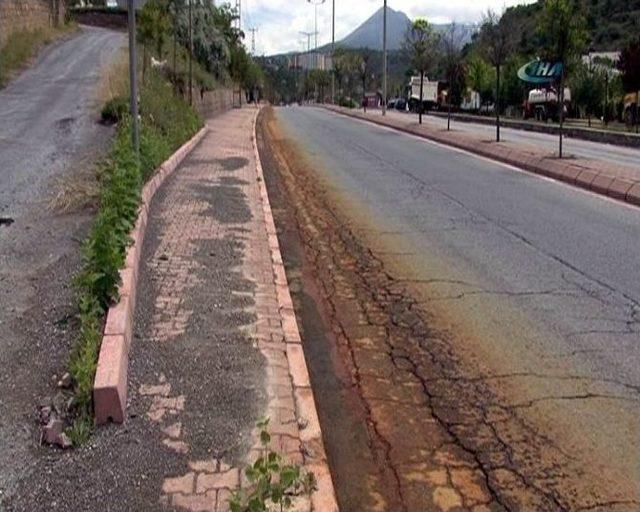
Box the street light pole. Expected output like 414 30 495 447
331 0 335 103
188 0 193 106
382 0 387 116
127 0 139 156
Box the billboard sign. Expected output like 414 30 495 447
517 60 563 84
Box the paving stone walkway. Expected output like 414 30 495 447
126 106 336 511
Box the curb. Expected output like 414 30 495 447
252 108 340 512
428 110 640 149
324 106 640 209
93 126 208 425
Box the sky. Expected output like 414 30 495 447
237 0 537 56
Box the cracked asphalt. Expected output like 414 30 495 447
258 106 640 511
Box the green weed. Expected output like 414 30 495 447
228 418 316 512
0 24 76 87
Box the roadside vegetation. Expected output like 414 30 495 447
0 23 77 87
229 419 316 512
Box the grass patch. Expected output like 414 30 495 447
67 69 202 440
0 23 77 87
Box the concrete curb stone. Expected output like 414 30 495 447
252 108 340 511
93 126 208 425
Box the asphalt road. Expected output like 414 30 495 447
385 109 640 169
0 25 125 218
276 106 640 509
0 25 124 503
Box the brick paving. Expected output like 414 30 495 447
127 106 335 512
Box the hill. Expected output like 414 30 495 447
501 0 640 54
338 6 475 51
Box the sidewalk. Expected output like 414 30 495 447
6 107 336 511
325 105 640 207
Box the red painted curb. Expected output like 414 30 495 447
93 126 208 425
325 106 640 209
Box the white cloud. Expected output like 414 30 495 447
238 0 537 55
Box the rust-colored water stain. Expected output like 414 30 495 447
257 107 640 512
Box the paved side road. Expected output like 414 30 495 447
0 26 124 502
6 108 336 512
0 25 125 217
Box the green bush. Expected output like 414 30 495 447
68 70 202 437
101 96 129 124
338 97 358 109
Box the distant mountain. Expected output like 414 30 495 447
338 7 476 51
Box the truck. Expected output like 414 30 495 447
408 76 441 112
523 87 571 121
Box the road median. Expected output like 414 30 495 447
324 105 640 208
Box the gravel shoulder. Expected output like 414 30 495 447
0 25 124 504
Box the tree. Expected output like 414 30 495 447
572 61 605 127
500 54 528 114
466 53 494 106
403 19 440 124
138 0 171 81
617 37 640 132
441 23 466 130
538 0 586 156
332 47 348 100
353 51 372 111
478 9 512 142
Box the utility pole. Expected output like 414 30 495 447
235 0 241 31
331 0 335 103
382 0 387 116
188 0 193 105
300 31 315 53
127 0 139 156
248 27 258 55
307 0 325 70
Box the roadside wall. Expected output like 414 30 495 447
0 0 65 46
69 7 127 29
193 88 236 118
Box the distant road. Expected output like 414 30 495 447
385 109 640 169
0 25 125 218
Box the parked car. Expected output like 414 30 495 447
387 98 397 109
395 98 407 111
